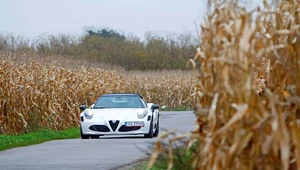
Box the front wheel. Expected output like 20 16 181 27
144 118 153 138
80 126 89 139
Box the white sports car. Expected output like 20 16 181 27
79 93 160 139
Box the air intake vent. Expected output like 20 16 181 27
119 125 141 132
109 120 120 132
89 125 110 132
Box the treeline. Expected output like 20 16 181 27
0 29 198 70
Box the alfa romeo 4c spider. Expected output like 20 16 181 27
79 93 160 139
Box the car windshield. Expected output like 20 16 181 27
93 95 145 109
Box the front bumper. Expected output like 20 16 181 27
80 116 151 135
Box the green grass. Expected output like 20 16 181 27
130 160 149 170
0 127 80 151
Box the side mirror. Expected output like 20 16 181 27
151 104 159 110
80 105 87 111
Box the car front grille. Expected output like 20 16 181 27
89 125 110 132
118 125 141 132
109 120 120 132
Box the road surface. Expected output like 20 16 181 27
0 111 196 170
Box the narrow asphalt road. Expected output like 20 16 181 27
0 111 196 170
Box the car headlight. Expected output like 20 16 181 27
84 110 94 119
137 109 148 119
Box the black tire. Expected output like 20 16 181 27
80 127 89 139
91 135 100 139
153 117 159 137
144 117 154 138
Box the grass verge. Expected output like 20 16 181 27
130 141 198 170
0 127 80 151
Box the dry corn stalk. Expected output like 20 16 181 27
193 1 300 169
149 0 300 170
0 60 130 134
0 55 195 134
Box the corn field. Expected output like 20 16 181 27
149 0 300 170
0 53 195 135
125 70 196 109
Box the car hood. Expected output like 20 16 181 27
89 108 147 120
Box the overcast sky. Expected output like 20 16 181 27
0 0 263 39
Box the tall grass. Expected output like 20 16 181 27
148 0 300 169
